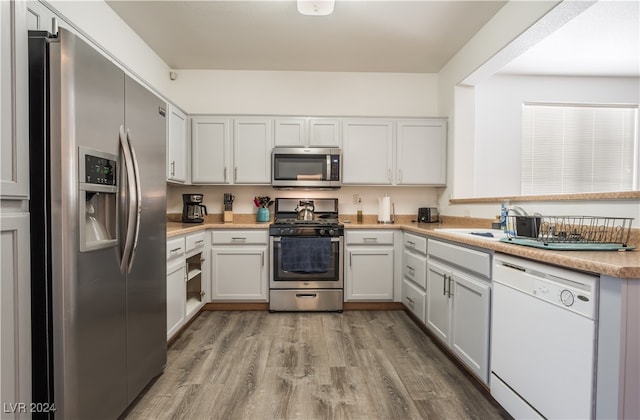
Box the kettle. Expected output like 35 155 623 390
295 200 315 221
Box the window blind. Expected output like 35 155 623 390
521 104 638 195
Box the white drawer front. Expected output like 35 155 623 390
403 250 427 289
428 239 491 278
186 231 206 253
404 232 427 255
345 230 394 245
167 237 185 261
211 230 268 245
402 278 426 322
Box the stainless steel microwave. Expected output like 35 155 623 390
272 147 341 189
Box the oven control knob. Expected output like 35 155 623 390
319 229 326 236
328 229 335 236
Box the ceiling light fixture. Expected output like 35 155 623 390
297 0 335 16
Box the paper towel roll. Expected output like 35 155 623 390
378 196 391 223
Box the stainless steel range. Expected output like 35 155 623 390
269 198 344 312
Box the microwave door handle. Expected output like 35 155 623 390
326 154 331 181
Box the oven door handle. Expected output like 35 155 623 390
271 236 342 242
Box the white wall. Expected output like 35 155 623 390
168 184 439 219
43 0 172 99
436 0 640 223
474 74 640 197
164 70 438 116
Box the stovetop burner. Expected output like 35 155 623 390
272 218 340 226
270 198 342 236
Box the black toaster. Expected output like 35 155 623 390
418 207 439 223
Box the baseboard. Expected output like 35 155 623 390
201 301 405 312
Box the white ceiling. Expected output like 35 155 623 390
105 0 507 73
106 0 640 77
499 0 640 77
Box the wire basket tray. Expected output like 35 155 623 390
505 215 634 247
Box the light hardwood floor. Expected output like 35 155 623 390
125 310 510 420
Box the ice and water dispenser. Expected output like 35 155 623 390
78 147 118 252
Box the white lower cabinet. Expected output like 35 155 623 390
426 239 491 384
210 230 269 301
166 258 185 339
1 212 31 414
401 232 428 321
345 230 395 301
166 232 208 340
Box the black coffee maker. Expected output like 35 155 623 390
182 194 207 223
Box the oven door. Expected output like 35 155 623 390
270 236 343 289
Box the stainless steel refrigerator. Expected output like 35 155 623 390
28 28 167 419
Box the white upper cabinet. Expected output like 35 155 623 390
191 116 231 184
309 118 341 147
342 119 394 184
166 104 187 183
1 0 29 199
396 119 447 185
274 118 341 148
191 117 271 185
274 118 307 147
233 118 272 184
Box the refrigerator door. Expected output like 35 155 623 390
123 75 167 402
51 29 128 419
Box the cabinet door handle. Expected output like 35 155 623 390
405 296 414 307
363 237 378 242
407 240 415 247
234 166 238 181
349 252 352 267
406 265 415 273
448 275 453 298
170 160 175 176
442 273 447 296
231 237 247 241
261 251 264 267
224 167 227 181
388 168 392 182
170 247 182 254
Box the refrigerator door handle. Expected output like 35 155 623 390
125 129 142 272
119 126 138 274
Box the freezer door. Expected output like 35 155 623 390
50 29 128 419
123 75 167 403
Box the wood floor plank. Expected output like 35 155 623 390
125 310 509 420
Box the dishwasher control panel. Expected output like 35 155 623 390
494 254 598 320
532 278 593 318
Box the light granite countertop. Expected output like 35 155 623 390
167 214 640 279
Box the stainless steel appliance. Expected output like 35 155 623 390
182 193 207 223
269 198 344 311
28 29 167 419
272 147 341 189
418 207 439 223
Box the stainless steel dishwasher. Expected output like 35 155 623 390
491 254 598 419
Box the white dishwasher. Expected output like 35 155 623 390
491 254 598 419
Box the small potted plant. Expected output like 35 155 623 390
254 196 274 222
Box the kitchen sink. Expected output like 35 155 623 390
433 228 508 242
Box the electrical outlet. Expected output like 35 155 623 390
352 194 360 204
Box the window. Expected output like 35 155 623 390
521 103 638 195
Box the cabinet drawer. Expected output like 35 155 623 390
167 237 185 261
211 230 268 245
402 278 426 322
403 250 427 289
345 230 394 245
186 231 206 253
404 232 427 254
428 239 490 278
